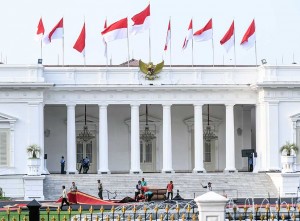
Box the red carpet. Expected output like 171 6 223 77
56 191 118 205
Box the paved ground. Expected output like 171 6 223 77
0 196 298 211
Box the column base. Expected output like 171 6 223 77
193 169 206 173
161 169 175 173
23 175 45 200
67 170 78 174
98 170 111 174
223 168 238 173
130 170 143 174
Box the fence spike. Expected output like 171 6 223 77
56 207 61 214
62 215 67 221
192 214 196 221
68 206 72 214
89 206 93 214
51 216 56 221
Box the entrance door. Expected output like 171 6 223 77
76 139 96 173
203 141 216 172
140 140 156 172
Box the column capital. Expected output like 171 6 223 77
130 103 140 107
162 104 172 108
98 104 108 108
194 103 204 108
225 103 235 107
66 103 76 108
267 100 279 105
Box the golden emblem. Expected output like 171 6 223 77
139 60 164 80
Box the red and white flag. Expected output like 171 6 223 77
44 18 64 44
164 20 171 51
103 19 108 58
73 23 86 55
220 21 235 52
36 17 45 40
240 19 256 50
101 17 128 43
182 19 193 50
193 18 213 42
131 4 150 35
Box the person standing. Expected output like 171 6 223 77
166 181 174 200
98 180 103 199
135 180 142 200
70 182 77 192
60 185 70 210
60 156 65 174
141 177 147 186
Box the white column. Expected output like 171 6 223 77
130 104 142 174
224 104 236 172
67 104 77 174
162 104 174 173
39 103 48 174
28 102 42 175
98 104 110 174
28 102 40 145
266 101 280 171
193 104 206 173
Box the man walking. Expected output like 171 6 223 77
60 185 70 210
98 180 103 199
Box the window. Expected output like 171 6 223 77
0 129 10 166
204 141 211 162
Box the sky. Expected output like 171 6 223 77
1 0 300 66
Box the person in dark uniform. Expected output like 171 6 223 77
60 156 65 174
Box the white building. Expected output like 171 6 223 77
0 63 299 197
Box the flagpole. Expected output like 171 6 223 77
62 18 65 66
149 1 151 62
191 18 194 67
255 41 258 67
211 21 215 67
126 17 130 67
105 17 108 67
84 18 86 66
40 39 43 61
233 22 236 67
169 17 172 68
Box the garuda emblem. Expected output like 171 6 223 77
139 60 164 80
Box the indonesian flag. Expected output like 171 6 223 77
73 23 86 55
103 19 108 58
193 18 213 42
36 17 45 40
44 18 64 44
220 21 235 52
131 4 150 35
164 20 171 51
182 19 193 50
240 19 256 50
101 17 128 43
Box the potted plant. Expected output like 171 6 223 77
27 144 41 158
280 141 298 156
280 141 298 173
26 144 41 176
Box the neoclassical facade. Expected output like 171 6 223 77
0 64 299 182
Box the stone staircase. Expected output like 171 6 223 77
44 173 278 201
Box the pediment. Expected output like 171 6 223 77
0 112 17 123
291 113 300 122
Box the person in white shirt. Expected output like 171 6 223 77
60 185 70 210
